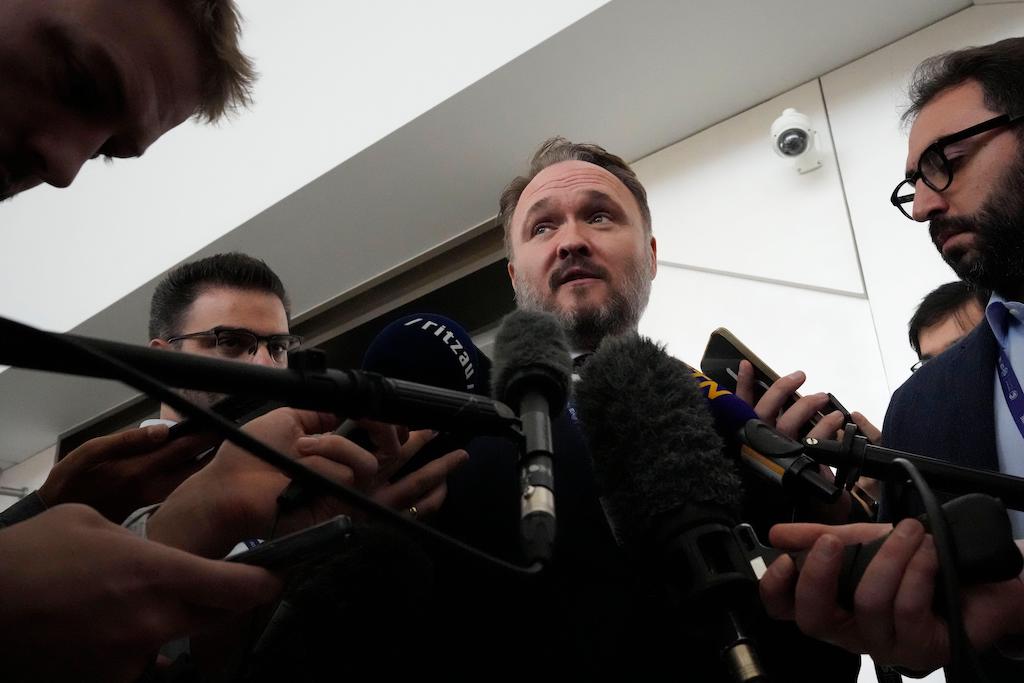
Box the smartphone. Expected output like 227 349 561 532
227 515 354 570
699 327 852 439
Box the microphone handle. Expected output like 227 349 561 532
518 391 556 565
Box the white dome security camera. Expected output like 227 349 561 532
770 108 822 174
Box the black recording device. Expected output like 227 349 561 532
739 493 1022 611
227 515 354 571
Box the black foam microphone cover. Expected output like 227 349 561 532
574 332 742 546
491 310 572 416
575 333 768 682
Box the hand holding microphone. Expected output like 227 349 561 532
760 518 1024 673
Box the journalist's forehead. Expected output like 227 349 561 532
906 81 992 167
512 160 639 222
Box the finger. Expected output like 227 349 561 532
375 450 468 509
793 534 854 643
853 519 926 656
754 371 807 426
360 420 403 455
292 409 342 437
71 425 172 462
807 410 845 441
296 436 376 488
774 393 829 439
156 549 283 614
851 412 882 444
769 522 892 550
759 554 798 620
892 535 945 666
410 480 447 517
374 426 437 482
735 360 757 405
143 432 223 470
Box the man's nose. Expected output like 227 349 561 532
556 220 592 259
25 125 107 189
912 182 950 222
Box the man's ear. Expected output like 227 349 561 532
149 338 170 350
507 259 516 286
649 235 658 279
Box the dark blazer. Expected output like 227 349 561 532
882 322 999 470
883 322 1024 681
429 411 860 681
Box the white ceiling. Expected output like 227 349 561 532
0 0 971 466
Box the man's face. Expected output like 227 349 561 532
0 0 204 200
907 81 1024 294
917 300 985 361
151 287 290 410
506 160 657 349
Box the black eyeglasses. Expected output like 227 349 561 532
166 326 302 364
890 113 1024 220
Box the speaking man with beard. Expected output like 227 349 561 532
430 137 860 681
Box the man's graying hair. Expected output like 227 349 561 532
498 137 653 259
903 37 1024 129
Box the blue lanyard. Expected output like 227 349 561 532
997 347 1024 443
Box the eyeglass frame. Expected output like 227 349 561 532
890 112 1024 220
165 326 302 363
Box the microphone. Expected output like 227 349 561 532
575 333 767 683
362 313 490 396
491 310 572 566
330 312 492 464
688 367 840 502
0 316 518 437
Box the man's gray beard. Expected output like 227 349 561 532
934 150 1024 295
513 258 653 351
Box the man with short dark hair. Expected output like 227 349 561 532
760 38 1024 680
148 252 298 419
908 280 988 368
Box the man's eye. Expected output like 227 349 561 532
589 213 611 224
532 224 553 236
217 335 247 350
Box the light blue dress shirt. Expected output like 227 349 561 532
986 295 1024 537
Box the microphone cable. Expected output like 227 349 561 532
888 456 989 683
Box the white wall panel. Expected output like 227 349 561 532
822 4 1024 393
634 80 864 296
639 265 890 426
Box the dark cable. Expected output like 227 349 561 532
891 457 988 683
6 316 539 577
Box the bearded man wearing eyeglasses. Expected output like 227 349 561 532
757 38 1024 682
883 38 1024 535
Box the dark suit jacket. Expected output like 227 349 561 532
883 322 1023 681
428 411 860 681
883 322 999 470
